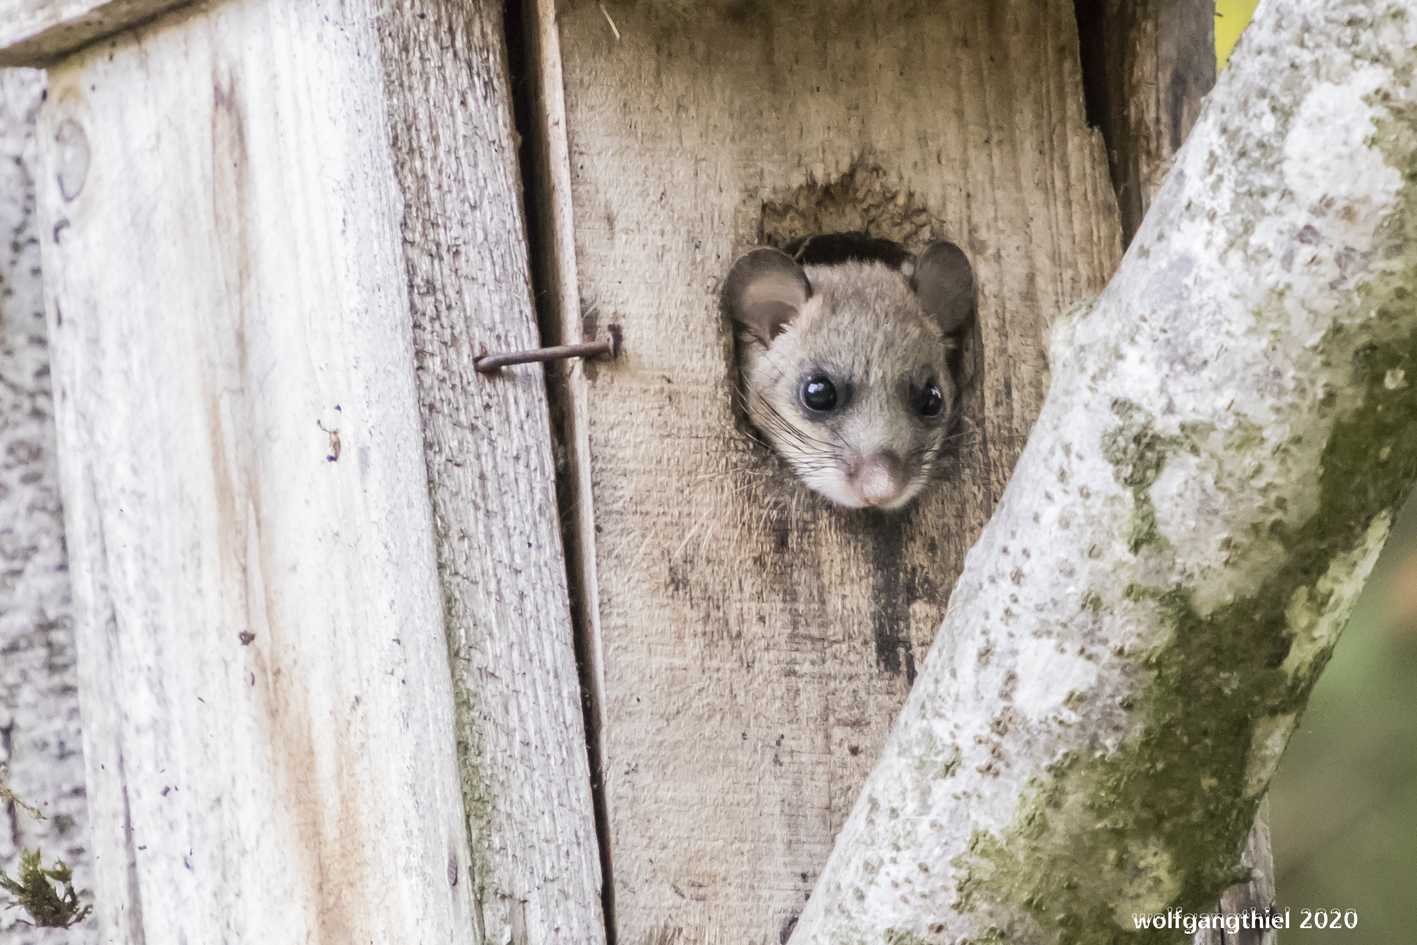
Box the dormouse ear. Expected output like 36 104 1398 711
911 240 975 336
723 247 811 344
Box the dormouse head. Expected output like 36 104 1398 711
724 240 975 509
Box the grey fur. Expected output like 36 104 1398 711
724 242 975 508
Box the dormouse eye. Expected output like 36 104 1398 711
801 373 839 412
916 378 944 417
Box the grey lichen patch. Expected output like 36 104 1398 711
948 91 1417 945
1100 400 1181 553
912 728 962 782
883 928 931 945
438 584 496 911
1242 712 1297 796
759 159 935 251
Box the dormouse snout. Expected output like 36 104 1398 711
723 234 977 510
855 450 906 508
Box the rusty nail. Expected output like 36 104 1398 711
475 337 618 373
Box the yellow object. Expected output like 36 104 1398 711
1216 0 1260 70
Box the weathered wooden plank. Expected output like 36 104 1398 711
376 1 606 942
1076 0 1216 244
35 0 600 940
549 1 1123 940
520 0 612 903
39 5 476 939
0 0 194 67
0 66 96 945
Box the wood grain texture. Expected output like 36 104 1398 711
520 0 615 914
0 66 96 945
39 4 475 939
0 0 194 67
1087 0 1217 244
377 1 605 942
522 0 608 779
33 0 598 939
550 1 1123 941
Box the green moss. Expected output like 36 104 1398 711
0 848 91 929
952 827 1004 915
0 775 86 929
949 90 1417 944
954 339 1417 941
435 572 494 911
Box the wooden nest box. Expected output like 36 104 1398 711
0 1 1222 942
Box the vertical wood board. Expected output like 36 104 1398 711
378 1 606 941
0 66 95 945
520 0 616 920
40 3 476 938
34 0 600 939
551 1 1123 941
1092 0 1217 243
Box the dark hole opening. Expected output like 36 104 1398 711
1072 0 1110 131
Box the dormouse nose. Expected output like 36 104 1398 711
856 450 905 507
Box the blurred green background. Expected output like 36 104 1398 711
1215 2 1417 941
1268 492 1417 944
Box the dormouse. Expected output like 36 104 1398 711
723 235 975 509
